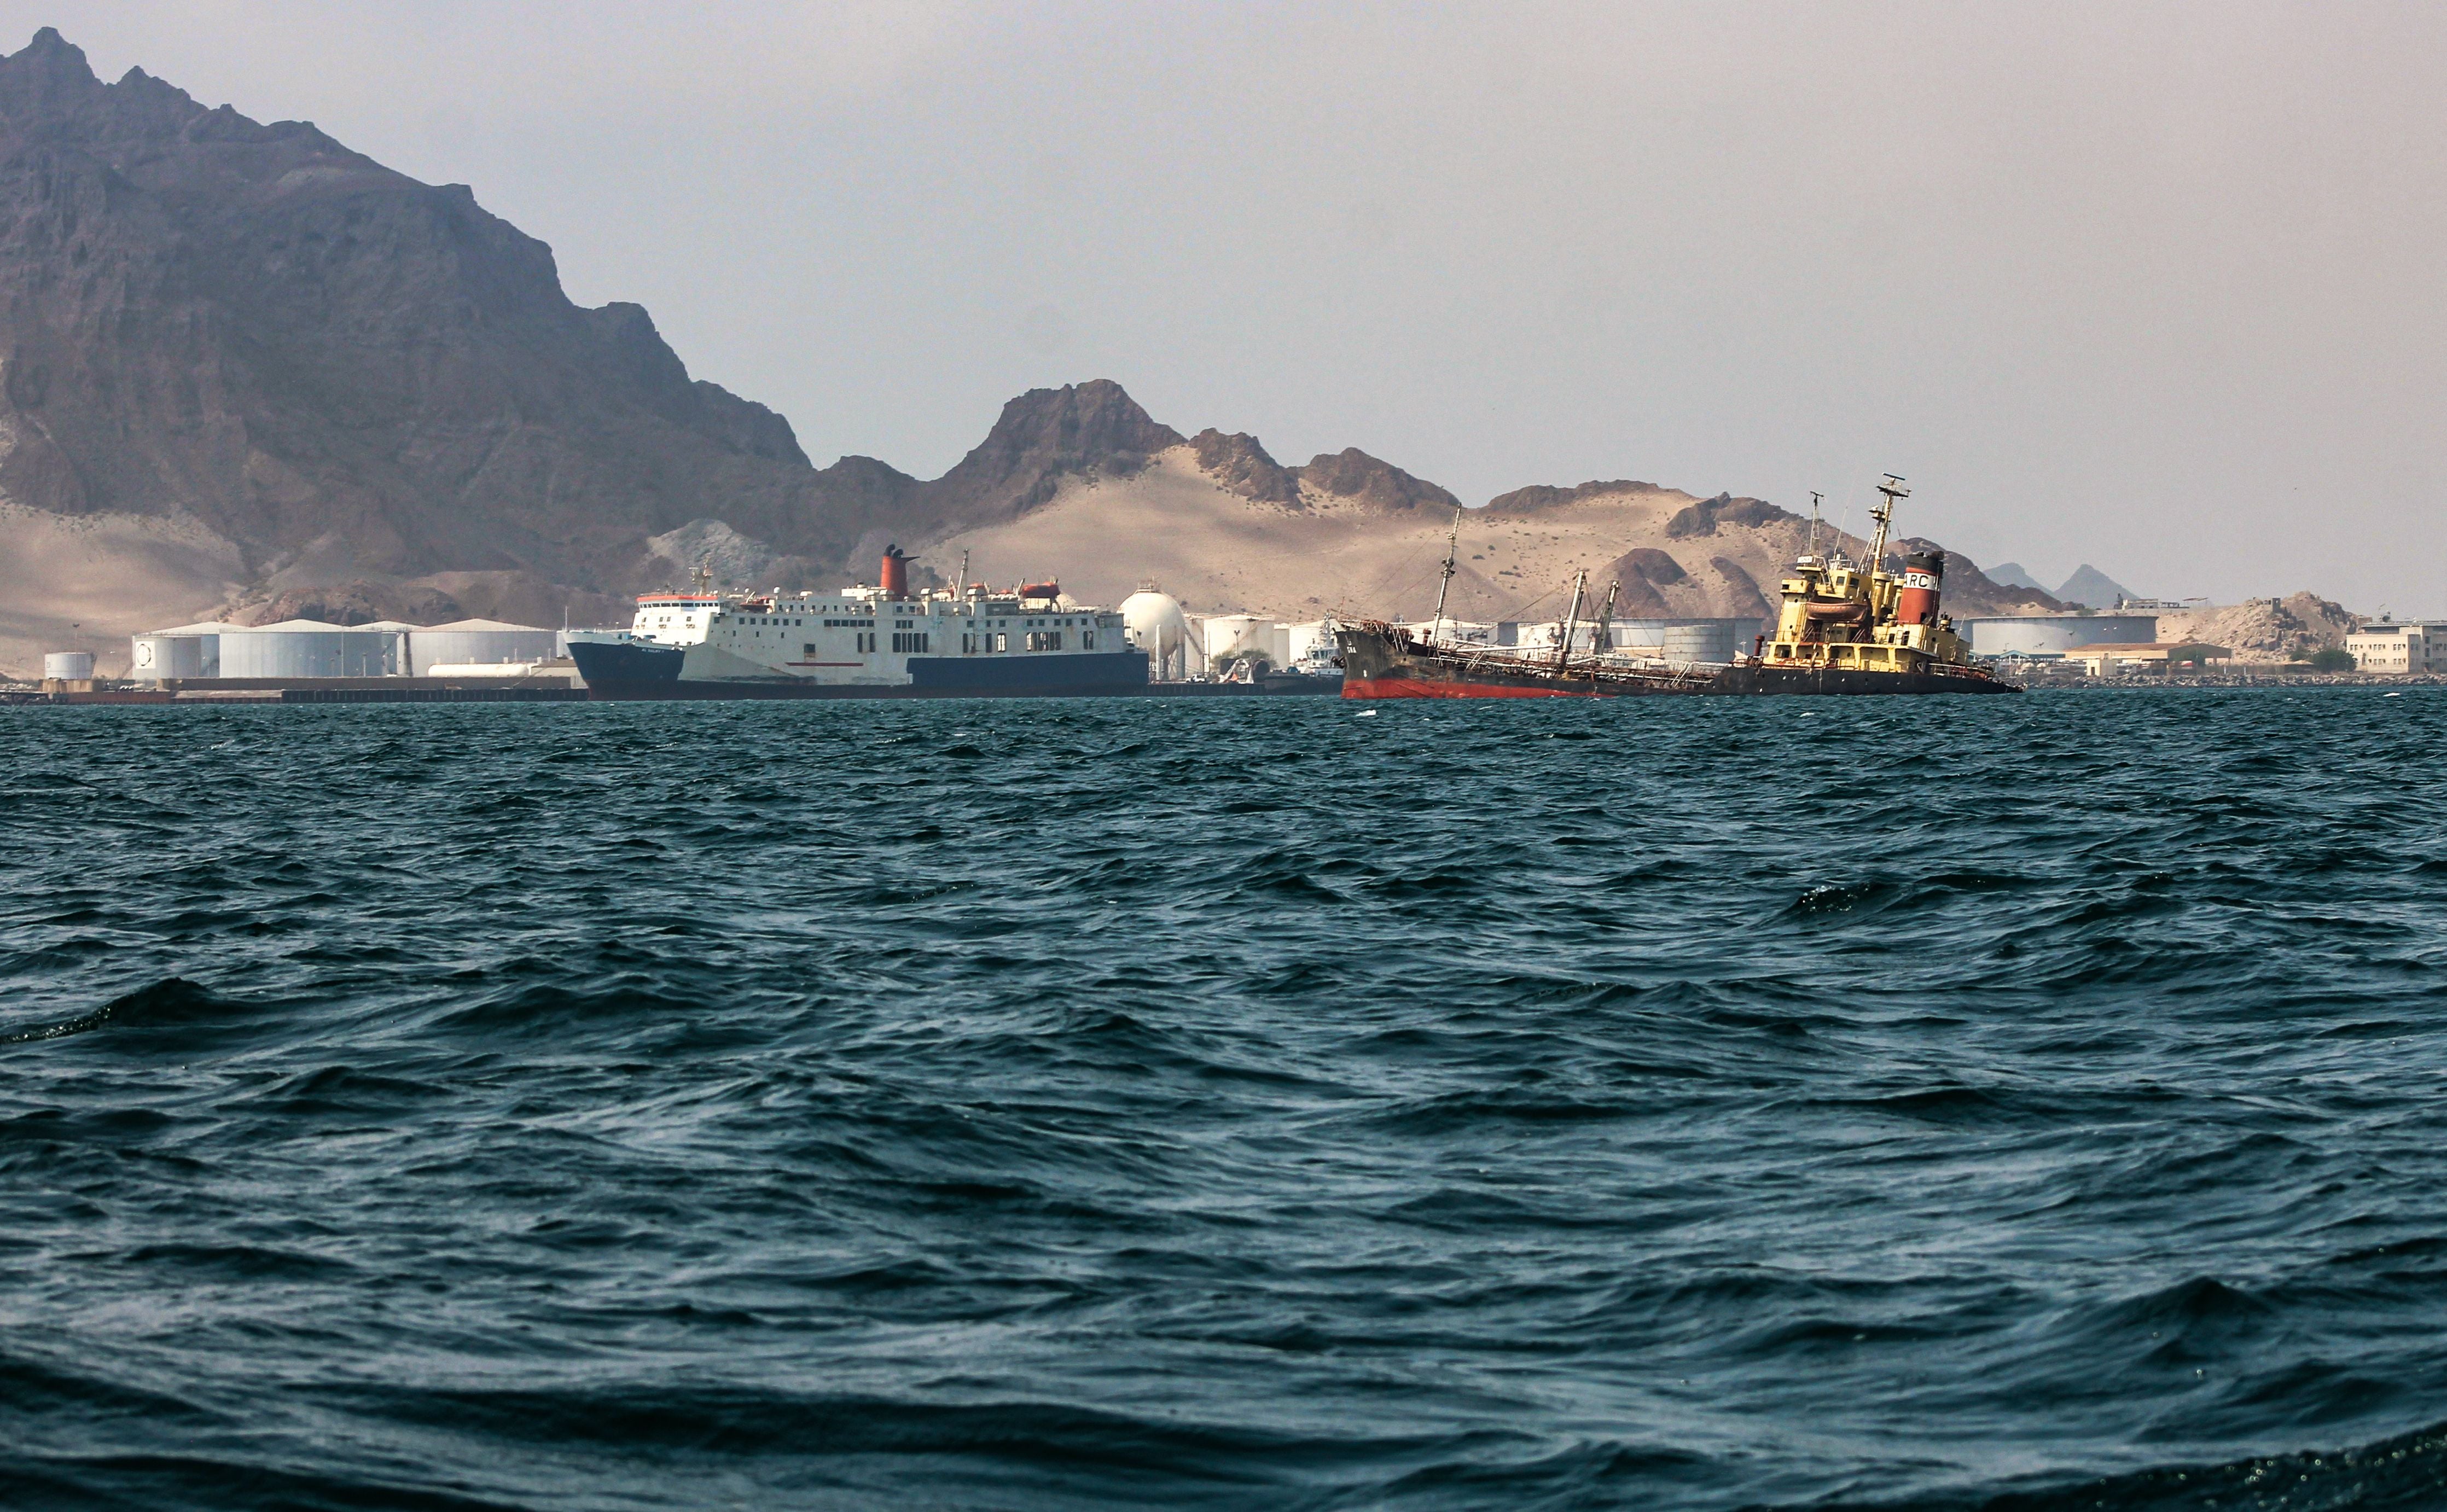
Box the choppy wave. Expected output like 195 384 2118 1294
5 689 2447 1509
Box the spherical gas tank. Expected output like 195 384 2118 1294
1119 588 1191 678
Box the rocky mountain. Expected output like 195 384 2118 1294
0 27 2190 676
0 26 927 668
2155 594 2356 664
1984 561 2047 592
2055 563 2138 609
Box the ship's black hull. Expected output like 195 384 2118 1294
1336 627 2016 697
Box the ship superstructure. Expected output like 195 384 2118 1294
569 547 1148 700
1336 476 2014 697
1756 476 1977 679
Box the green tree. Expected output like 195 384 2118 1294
2306 647 2355 673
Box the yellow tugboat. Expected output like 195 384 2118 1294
1337 475 2017 697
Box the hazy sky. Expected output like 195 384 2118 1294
18 3 2446 609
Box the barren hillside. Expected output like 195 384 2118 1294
2155 594 2358 663
930 450 2055 625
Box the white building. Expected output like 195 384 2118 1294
2346 621 2447 674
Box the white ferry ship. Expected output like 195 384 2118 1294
566 547 1148 700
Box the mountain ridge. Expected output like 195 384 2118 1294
0 28 2072 673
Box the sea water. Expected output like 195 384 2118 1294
4 689 2446 1510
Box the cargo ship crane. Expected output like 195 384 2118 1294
1427 502 1463 648
1553 570 1589 673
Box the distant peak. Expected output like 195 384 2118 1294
13 25 94 78
1190 428 1300 505
1292 448 1460 513
971 379 1184 462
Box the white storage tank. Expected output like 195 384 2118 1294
1119 588 1194 679
1964 614 2158 658
1606 619 1669 656
1202 613 1277 670
406 619 559 676
129 623 232 681
218 620 400 678
1663 623 1736 664
43 651 94 680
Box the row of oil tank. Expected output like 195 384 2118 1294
1116 590 1342 679
1419 618 1766 662
130 619 562 680
1115 588 1768 676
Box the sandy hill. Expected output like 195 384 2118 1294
927 442 2057 626
2154 594 2357 663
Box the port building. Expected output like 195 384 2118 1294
2061 642 2231 676
2346 620 2447 674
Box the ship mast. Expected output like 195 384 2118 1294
1427 502 1463 647
1868 474 1908 572
1805 491 1823 560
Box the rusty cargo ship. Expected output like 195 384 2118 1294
1338 477 2016 699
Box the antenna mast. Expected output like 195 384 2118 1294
1868 474 1908 572
1427 502 1464 647
1806 491 1823 559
